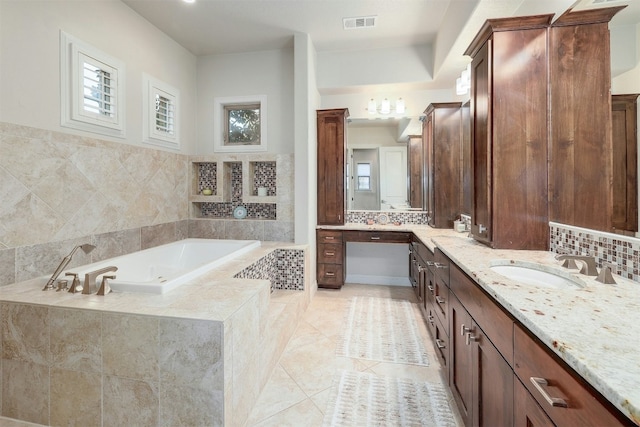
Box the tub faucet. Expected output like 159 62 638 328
83 266 118 295
555 254 598 276
43 244 96 291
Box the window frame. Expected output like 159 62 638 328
142 74 180 150
60 31 126 138
213 95 268 152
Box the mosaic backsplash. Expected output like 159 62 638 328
252 161 276 196
198 162 217 194
201 202 276 220
346 210 430 225
234 249 305 291
550 222 640 282
229 162 243 203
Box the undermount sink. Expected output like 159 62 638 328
489 260 585 289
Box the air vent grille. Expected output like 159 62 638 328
343 15 377 30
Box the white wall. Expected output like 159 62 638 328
196 49 295 154
0 0 198 153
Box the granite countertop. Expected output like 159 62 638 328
431 235 640 425
0 242 303 323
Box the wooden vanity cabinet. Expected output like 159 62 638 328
514 324 633 427
465 15 551 250
316 229 345 289
514 376 555 427
611 94 639 234
423 103 463 228
317 108 348 225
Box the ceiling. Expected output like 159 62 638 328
121 0 640 93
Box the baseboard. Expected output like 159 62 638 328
345 274 411 286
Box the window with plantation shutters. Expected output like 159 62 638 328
143 74 180 149
60 31 125 137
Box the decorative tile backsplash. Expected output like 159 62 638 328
346 210 430 225
251 161 276 196
200 202 276 220
197 162 217 194
550 222 640 282
234 249 305 291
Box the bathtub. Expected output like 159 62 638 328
62 238 261 294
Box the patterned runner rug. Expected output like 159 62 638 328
322 370 457 427
336 296 430 366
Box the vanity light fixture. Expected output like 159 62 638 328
456 64 471 95
367 97 405 115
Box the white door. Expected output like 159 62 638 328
379 146 408 210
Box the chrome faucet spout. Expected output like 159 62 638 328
83 266 118 295
43 243 96 291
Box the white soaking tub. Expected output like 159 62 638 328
63 238 260 294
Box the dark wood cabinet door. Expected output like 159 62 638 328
515 377 556 427
449 295 474 427
317 109 348 225
611 94 638 234
408 135 424 209
470 40 492 244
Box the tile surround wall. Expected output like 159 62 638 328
234 249 305 291
550 222 640 282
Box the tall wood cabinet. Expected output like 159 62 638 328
611 94 639 234
423 103 463 228
407 135 424 209
548 7 625 234
317 108 349 225
465 15 551 249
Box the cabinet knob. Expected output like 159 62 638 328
530 377 568 408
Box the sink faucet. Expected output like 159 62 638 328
43 243 96 291
555 254 598 276
83 266 118 295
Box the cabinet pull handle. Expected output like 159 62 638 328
325 272 336 277
418 265 424 272
325 236 335 240
460 324 473 336
465 332 479 346
370 236 381 240
428 315 434 325
428 285 434 293
326 251 335 256
434 262 448 269
435 296 445 305
435 339 446 349
478 224 487 234
426 261 435 266
530 377 568 408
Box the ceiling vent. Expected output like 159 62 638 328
343 15 377 30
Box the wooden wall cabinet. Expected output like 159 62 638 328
548 7 625 233
407 135 424 209
317 108 349 225
465 15 551 250
423 103 463 228
611 94 639 234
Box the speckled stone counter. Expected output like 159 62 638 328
431 235 639 425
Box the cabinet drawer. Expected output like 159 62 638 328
426 307 449 370
343 230 411 243
514 325 630 427
433 248 450 285
317 230 343 243
317 263 344 287
411 239 434 264
450 262 514 366
318 243 343 264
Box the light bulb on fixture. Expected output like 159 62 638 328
366 97 406 115
380 98 391 115
396 98 405 114
368 99 377 114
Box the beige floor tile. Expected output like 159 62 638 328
245 364 308 426
252 398 324 427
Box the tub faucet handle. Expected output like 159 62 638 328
66 272 82 293
83 266 118 295
596 263 617 285
96 275 115 296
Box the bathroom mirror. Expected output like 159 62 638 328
346 117 423 211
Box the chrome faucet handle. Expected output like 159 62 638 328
66 272 82 293
56 279 69 292
96 275 115 296
596 263 617 285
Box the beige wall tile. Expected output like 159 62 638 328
1 303 48 365
0 248 15 287
141 222 177 249
189 219 225 239
103 375 159 427
160 384 223 427
264 221 294 242
50 308 101 373
103 313 158 382
92 228 141 261
225 220 264 241
50 369 101 427
1 359 49 425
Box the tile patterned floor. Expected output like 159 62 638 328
245 284 463 427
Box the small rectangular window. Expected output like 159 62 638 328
60 31 125 137
143 74 180 149
357 163 371 191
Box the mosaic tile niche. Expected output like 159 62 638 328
234 249 305 291
346 210 430 225
550 222 640 282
